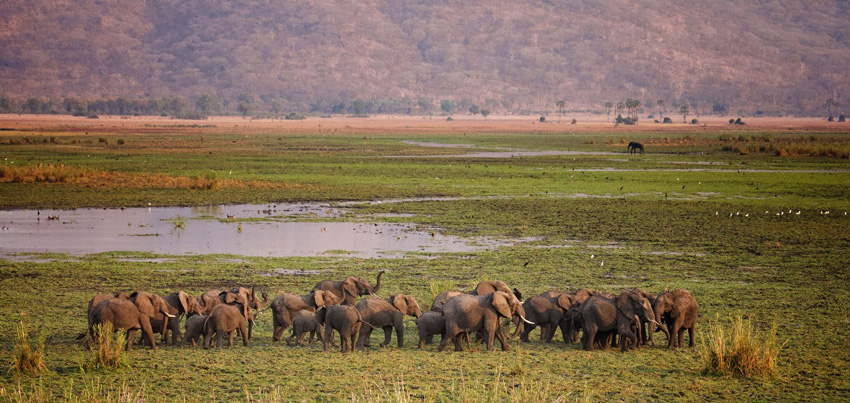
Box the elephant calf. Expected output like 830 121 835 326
286 311 322 346
182 315 208 347
415 311 446 349
317 305 363 353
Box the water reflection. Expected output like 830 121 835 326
0 203 499 259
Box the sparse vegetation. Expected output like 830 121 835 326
699 316 786 379
85 322 126 370
9 320 47 376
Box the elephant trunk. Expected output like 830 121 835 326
371 271 384 295
655 310 669 340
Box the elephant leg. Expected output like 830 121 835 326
322 325 331 352
273 312 291 342
241 323 249 346
452 334 464 351
395 320 404 348
125 329 136 351
425 334 433 344
520 322 536 342
688 323 696 348
496 328 509 351
379 326 392 347
584 324 597 351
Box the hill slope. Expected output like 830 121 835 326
0 0 847 115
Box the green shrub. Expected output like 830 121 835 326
662 117 673 123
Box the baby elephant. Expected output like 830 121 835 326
204 303 252 349
181 315 208 347
415 311 446 349
317 305 363 353
286 311 322 346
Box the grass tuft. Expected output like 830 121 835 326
699 315 786 379
86 322 126 369
9 320 48 376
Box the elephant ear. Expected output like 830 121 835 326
616 292 635 319
342 279 358 302
671 294 688 319
312 290 325 308
391 294 408 314
315 307 327 325
177 291 190 314
491 292 513 319
132 291 156 317
556 294 573 311
224 292 241 304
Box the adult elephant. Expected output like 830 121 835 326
520 292 573 343
431 280 526 340
270 290 339 341
77 292 131 340
653 289 698 349
580 290 656 352
312 271 384 306
204 302 252 349
145 290 205 346
355 294 422 349
438 291 534 352
88 291 175 350
627 141 644 154
198 287 267 340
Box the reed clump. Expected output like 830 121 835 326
86 322 126 369
9 320 48 376
699 315 786 379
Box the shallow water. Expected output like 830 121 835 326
0 203 506 259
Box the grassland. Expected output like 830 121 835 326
1 115 849 401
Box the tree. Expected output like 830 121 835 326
824 98 839 119
481 109 490 119
237 93 255 117
469 104 480 117
680 105 689 123
625 98 641 123
556 100 565 123
195 93 219 116
603 102 613 122
440 100 456 114
656 99 665 118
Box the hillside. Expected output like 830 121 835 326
0 0 847 115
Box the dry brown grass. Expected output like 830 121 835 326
699 315 786 379
9 320 47 376
0 162 303 190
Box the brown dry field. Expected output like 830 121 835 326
1 113 847 136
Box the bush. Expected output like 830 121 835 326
729 118 736 124
828 116 834 122
735 117 745 125
117 139 125 146
10 320 47 376
839 114 846 122
571 118 577 124
539 116 546 123
285 112 305 120
662 117 673 123
699 316 785 379
691 118 699 124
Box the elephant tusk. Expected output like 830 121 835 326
164 312 176 318
521 316 535 325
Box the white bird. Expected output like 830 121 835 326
796 211 801 215
736 211 740 216
715 211 719 216
825 211 830 215
729 213 733 217
600 261 604 267
765 211 769 214
745 213 749 217
590 254 595 259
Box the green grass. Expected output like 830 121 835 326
0 124 848 401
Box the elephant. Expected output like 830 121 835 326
148 290 204 346
437 291 533 352
579 290 656 352
312 271 384 306
627 141 644 154
431 281 526 340
77 292 131 340
181 314 208 347
630 289 657 347
316 305 365 353
355 294 422 349
270 290 339 341
88 291 175 350
286 311 322 346
653 288 698 349
203 302 252 349
520 292 573 343
415 311 446 349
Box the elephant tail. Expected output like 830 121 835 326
75 331 88 340
354 308 377 329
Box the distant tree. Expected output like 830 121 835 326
712 102 727 115
680 105 689 123
603 101 613 122
481 109 490 119
469 104 480 117
840 114 846 122
556 100 565 123
417 98 434 113
237 94 255 117
440 100 456 114
824 98 839 119
656 99 665 118
616 101 625 117
195 93 219 116
625 98 640 123
663 117 673 124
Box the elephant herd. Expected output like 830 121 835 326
81 271 698 354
